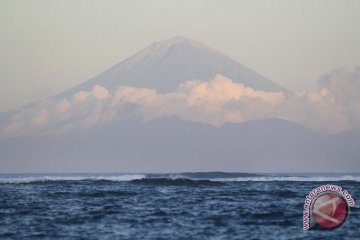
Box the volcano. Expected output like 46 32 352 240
1 37 359 173
58 36 289 98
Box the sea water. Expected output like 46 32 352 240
0 173 359 239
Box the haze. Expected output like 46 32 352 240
1 1 360 173
1 0 360 111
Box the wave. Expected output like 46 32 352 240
147 172 260 179
146 173 360 182
0 173 359 183
0 174 146 184
146 174 360 182
130 177 224 186
213 175 360 182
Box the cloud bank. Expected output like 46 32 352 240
274 67 360 133
1 67 360 137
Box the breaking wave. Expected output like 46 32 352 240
0 174 146 184
214 175 360 182
0 172 359 184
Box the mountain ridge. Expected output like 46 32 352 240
1 116 359 173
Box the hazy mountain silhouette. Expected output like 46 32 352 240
1 36 359 172
1 116 359 172
57 36 290 98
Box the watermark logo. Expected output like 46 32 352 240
303 184 355 230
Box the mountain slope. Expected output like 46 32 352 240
57 36 290 99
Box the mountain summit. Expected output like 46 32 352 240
60 36 289 98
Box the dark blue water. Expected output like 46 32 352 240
0 173 359 239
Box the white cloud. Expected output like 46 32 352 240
92 85 110 99
73 85 110 102
111 75 285 126
182 75 284 108
114 86 157 106
2 69 360 136
73 91 90 102
272 67 360 133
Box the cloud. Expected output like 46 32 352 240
2 68 360 137
73 91 90 102
73 85 110 102
32 109 49 125
92 85 110 99
274 92 351 134
318 67 360 129
271 67 360 133
111 75 285 126
56 99 71 114
114 86 157 106
182 76 284 108
109 70 360 132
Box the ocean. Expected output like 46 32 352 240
0 173 359 239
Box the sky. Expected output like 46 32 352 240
1 0 360 112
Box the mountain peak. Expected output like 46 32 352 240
141 36 210 59
158 36 206 48
163 35 194 44
58 36 290 97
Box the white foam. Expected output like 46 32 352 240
213 175 360 182
0 174 146 183
1 174 359 183
161 174 360 182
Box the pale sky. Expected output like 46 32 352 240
1 0 360 112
